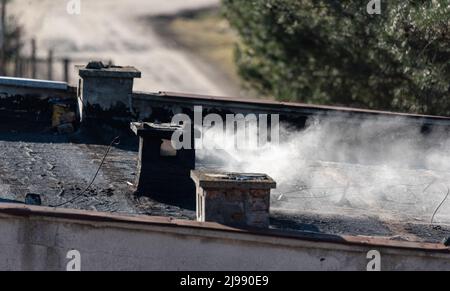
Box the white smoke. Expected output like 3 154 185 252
197 114 450 224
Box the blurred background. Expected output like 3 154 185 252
1 0 449 115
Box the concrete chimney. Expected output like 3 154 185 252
191 171 276 228
131 122 196 206
78 61 141 122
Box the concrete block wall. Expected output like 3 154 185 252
198 188 271 228
1 204 449 271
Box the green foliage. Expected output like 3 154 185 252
223 0 450 116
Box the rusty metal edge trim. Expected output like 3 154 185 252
133 91 450 122
0 203 447 253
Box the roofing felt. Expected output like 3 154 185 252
0 125 194 219
0 111 449 244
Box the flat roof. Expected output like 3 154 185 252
0 87 449 245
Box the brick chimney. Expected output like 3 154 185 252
78 61 141 122
131 122 196 206
191 171 276 228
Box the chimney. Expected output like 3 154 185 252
191 171 276 228
78 61 141 122
131 122 196 206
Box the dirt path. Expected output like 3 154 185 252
9 0 231 95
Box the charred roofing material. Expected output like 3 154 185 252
1 69 450 246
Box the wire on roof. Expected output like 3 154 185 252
50 136 121 208
430 186 450 226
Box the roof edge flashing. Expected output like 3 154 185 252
0 76 69 91
131 91 450 123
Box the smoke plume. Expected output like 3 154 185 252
197 114 450 223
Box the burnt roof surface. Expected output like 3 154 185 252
0 110 449 245
0 125 194 219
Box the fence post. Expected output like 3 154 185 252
0 0 7 76
31 38 37 79
12 28 21 77
14 54 21 77
63 58 70 83
47 49 53 80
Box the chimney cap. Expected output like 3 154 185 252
79 62 141 79
191 170 276 190
131 122 184 139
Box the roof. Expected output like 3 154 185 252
0 89 449 246
0 126 194 220
1 115 449 244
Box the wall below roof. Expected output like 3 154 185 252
0 205 448 271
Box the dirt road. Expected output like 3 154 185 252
9 0 229 94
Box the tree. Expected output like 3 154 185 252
223 0 450 116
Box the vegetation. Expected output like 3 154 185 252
223 0 450 115
167 10 240 86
